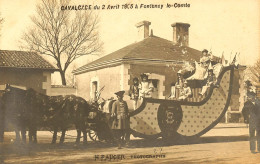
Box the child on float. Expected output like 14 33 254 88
178 80 192 101
199 65 217 96
129 77 139 110
139 73 154 99
169 70 184 99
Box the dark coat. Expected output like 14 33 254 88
111 100 129 130
129 84 139 100
242 98 260 130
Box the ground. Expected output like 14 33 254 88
1 124 260 164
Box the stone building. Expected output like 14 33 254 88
0 50 57 94
226 65 247 122
73 21 203 101
73 21 247 123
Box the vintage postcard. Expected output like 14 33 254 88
0 0 259 163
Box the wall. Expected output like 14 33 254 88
223 67 246 123
49 86 76 96
229 67 246 112
75 63 182 101
75 65 122 101
0 68 52 94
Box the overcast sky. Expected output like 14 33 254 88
0 0 259 83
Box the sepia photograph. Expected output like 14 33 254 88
0 0 259 163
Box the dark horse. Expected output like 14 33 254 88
25 88 92 144
0 92 5 142
1 84 27 143
1 84 92 144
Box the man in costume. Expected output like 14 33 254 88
111 91 130 149
242 81 260 154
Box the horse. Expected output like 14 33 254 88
0 94 5 142
25 88 91 144
1 84 28 143
2 84 92 144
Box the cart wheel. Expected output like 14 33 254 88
89 130 99 141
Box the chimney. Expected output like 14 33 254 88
171 22 190 46
135 21 151 42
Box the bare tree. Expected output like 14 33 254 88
21 0 102 85
243 57 260 86
248 58 260 83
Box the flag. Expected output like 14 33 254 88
221 54 226 66
231 54 239 68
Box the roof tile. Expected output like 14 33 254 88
0 50 57 70
74 36 203 74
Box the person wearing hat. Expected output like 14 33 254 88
176 70 184 89
245 80 256 94
178 80 192 101
168 70 184 99
199 66 216 96
242 86 260 154
200 49 211 71
129 77 139 110
111 91 130 149
139 73 154 99
200 49 210 62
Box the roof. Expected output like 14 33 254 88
73 36 202 75
0 50 57 71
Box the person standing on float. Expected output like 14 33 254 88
139 74 154 99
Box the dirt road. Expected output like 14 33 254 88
1 125 260 164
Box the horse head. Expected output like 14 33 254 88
3 84 27 95
2 84 15 102
3 84 11 95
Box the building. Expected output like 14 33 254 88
226 65 247 122
73 21 248 123
73 21 203 101
0 50 57 95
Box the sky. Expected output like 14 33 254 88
0 0 259 83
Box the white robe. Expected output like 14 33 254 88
139 81 154 98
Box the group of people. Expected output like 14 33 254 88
108 49 236 149
169 49 218 101
128 73 154 109
110 73 156 149
169 71 192 101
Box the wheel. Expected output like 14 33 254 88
88 130 99 141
